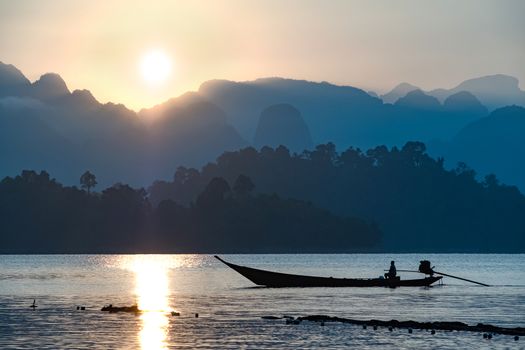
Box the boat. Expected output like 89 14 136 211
215 256 442 288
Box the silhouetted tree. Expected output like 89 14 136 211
196 177 231 209
80 171 97 194
233 174 255 198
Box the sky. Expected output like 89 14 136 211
1 0 524 110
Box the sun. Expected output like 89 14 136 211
140 50 172 84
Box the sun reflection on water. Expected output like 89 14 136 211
123 255 173 350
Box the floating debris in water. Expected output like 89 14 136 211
261 316 281 320
296 315 525 337
171 311 180 316
101 304 140 313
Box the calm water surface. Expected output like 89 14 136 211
0 254 524 349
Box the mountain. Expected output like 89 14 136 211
429 75 525 110
197 77 482 150
383 75 525 111
394 89 442 111
140 92 247 179
0 61 31 97
428 106 525 191
198 78 382 147
380 82 419 104
0 64 246 187
31 73 70 101
253 104 313 153
443 91 488 116
2 62 522 192
0 99 80 181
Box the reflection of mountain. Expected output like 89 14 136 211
428 106 525 192
254 104 313 153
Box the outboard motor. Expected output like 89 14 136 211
419 260 434 275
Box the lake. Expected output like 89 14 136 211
0 254 524 349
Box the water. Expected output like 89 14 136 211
0 254 524 349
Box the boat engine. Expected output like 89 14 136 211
419 260 434 275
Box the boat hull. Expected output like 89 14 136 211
215 256 442 288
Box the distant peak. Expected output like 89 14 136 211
381 82 420 104
454 74 521 92
395 89 442 110
443 91 487 115
394 82 420 90
32 73 70 100
69 89 99 106
0 62 31 95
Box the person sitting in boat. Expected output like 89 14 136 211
384 261 397 279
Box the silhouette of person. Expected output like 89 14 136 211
385 261 397 279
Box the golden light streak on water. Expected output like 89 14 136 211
122 255 174 350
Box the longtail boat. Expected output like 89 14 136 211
215 256 442 288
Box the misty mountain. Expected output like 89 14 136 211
394 89 442 111
428 106 525 192
382 74 525 111
140 92 247 180
0 63 246 187
380 82 419 104
429 75 525 110
442 91 488 116
253 103 313 153
0 62 32 97
198 77 483 150
2 61 523 193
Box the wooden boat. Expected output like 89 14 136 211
215 256 442 288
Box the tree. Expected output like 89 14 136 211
196 177 231 209
233 174 255 198
80 171 97 194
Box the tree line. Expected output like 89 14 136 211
2 141 524 253
149 142 525 252
0 170 379 253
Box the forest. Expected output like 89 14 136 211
0 170 379 253
1 141 524 253
149 141 525 252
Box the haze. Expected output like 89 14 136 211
1 0 524 110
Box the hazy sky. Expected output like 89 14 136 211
1 0 524 110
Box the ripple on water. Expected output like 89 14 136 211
0 254 524 349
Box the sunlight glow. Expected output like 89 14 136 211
140 50 172 84
126 256 172 350
112 255 203 350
